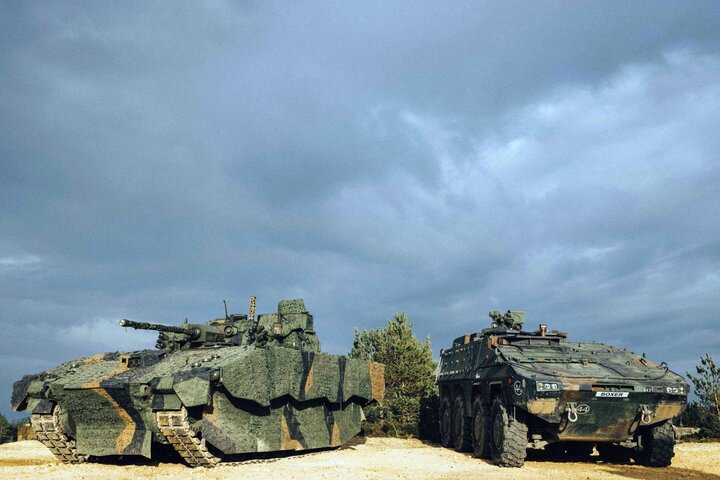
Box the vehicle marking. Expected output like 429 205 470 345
576 404 590 414
595 392 629 398
513 381 524 396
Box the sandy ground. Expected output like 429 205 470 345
1 438 719 480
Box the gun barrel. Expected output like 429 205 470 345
119 319 189 334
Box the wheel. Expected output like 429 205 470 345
471 398 491 459
439 395 454 448
489 398 528 467
452 396 472 452
596 443 632 463
636 421 675 467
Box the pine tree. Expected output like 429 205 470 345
0 413 10 444
687 353 720 437
350 312 437 437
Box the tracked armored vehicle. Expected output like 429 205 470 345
12 298 385 467
436 310 687 468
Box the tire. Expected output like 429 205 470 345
596 443 632 463
439 395 454 448
452 396 472 452
636 421 675 467
489 398 528 467
471 398 491 459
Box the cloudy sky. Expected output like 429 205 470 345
2 1 720 418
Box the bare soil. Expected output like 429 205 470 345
1 438 719 480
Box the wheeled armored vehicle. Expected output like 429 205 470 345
436 310 687 467
12 298 385 467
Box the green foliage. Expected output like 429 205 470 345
0 414 29 443
686 353 720 438
350 312 437 437
0 413 11 444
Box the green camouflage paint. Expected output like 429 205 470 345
12 298 385 467
436 310 688 468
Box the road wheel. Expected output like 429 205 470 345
490 397 528 467
471 398 491 459
596 443 632 463
452 396 472 452
636 421 675 467
439 395 454 448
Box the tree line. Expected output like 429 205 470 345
0 415 29 444
678 353 720 438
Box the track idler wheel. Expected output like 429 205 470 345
156 407 221 467
31 405 88 464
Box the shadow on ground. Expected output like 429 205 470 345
601 465 720 480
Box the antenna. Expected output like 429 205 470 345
223 299 229 320
249 296 256 324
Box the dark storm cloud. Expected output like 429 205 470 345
2 1 720 417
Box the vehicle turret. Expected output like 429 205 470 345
119 316 249 350
12 296 384 467
119 297 320 352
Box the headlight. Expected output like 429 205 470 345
537 382 561 391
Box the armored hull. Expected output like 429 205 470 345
436 310 687 467
12 299 385 467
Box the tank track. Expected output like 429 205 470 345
31 407 88 464
156 408 221 468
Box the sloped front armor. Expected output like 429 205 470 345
12 298 384 466
436 310 687 467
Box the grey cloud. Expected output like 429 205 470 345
2 2 720 417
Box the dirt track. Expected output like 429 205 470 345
1 438 719 480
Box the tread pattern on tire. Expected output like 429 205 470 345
31 406 88 464
439 396 454 448
452 396 472 452
490 398 527 468
638 421 675 467
156 407 221 468
471 398 491 459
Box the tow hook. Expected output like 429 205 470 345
566 402 578 423
639 404 654 424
